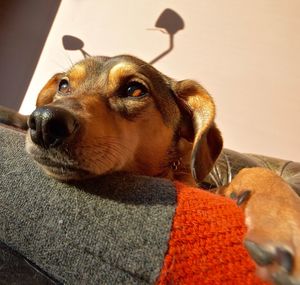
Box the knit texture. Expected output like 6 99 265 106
157 182 271 285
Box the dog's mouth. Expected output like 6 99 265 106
34 156 89 179
26 138 94 180
33 155 93 180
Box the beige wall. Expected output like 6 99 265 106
0 0 60 109
20 0 300 161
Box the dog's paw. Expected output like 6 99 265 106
244 240 300 285
219 168 300 284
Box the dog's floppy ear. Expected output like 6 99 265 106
173 80 223 183
36 73 63 107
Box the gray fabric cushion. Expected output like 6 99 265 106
0 126 177 284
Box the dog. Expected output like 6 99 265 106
1 55 299 284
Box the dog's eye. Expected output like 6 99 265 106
58 78 70 94
125 82 148 98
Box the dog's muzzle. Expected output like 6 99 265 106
28 106 78 149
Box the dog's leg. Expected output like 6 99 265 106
218 167 300 285
0 106 28 130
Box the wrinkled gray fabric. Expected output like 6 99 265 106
0 126 177 284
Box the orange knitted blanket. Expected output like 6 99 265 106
157 182 271 285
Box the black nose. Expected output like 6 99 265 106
28 106 78 148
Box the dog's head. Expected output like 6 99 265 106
26 55 222 185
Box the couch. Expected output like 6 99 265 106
0 124 299 284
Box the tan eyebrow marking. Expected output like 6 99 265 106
68 64 87 87
108 62 136 90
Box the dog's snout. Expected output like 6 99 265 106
28 106 78 148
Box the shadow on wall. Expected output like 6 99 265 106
149 8 184 64
0 0 61 110
63 8 185 64
0 6 183 110
62 35 91 59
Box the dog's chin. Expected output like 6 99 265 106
42 165 95 181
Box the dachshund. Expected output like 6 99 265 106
1 55 299 284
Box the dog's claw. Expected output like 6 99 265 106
276 248 294 273
229 192 237 199
272 272 300 285
244 241 298 284
244 240 274 266
236 190 251 206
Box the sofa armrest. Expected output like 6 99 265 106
0 124 273 284
0 125 176 284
